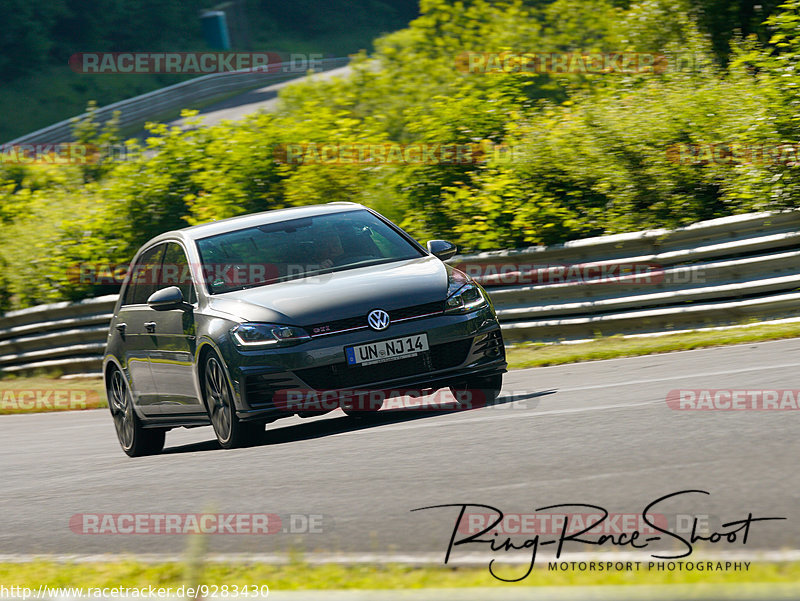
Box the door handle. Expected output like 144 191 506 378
115 323 127 332
144 321 157 333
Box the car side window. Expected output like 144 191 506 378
161 242 196 304
124 244 165 306
120 267 136 306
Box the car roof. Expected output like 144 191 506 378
141 202 367 248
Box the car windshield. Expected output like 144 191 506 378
195 209 426 294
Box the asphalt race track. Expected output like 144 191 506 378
1 338 799 562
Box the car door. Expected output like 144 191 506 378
116 243 165 412
147 241 201 413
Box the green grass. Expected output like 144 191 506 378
0 559 798 589
505 320 800 369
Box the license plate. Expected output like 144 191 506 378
345 334 429 366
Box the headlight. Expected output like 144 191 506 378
230 323 311 348
445 269 488 314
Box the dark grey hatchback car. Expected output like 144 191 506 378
104 203 506 456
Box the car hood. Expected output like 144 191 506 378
207 256 449 326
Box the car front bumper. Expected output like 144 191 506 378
225 306 506 421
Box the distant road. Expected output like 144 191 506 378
170 65 352 127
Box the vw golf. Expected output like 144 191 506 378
104 203 506 456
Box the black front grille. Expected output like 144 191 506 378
295 338 473 389
391 301 444 320
307 301 444 336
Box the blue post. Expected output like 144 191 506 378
200 11 231 50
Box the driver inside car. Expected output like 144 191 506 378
315 227 346 269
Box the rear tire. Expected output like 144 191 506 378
107 368 166 457
204 352 264 448
450 374 504 410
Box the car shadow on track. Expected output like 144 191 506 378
161 389 557 455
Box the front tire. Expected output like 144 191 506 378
204 352 263 448
450 374 504 410
107 368 166 457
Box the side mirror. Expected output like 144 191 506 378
147 286 192 312
427 240 457 261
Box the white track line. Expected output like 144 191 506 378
513 336 800 373
554 360 800 393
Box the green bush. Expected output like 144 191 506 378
1 0 799 309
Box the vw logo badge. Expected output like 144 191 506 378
367 309 390 331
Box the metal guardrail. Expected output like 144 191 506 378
0 295 117 376
1 211 799 377
3 57 351 146
457 211 800 342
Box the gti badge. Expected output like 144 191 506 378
367 309 390 331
